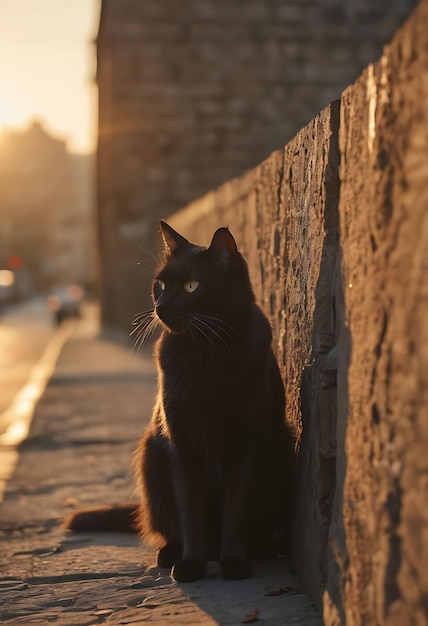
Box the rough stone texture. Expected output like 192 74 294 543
324 3 428 624
170 101 341 609
96 0 418 333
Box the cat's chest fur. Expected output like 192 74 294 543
155 323 273 464
158 313 269 406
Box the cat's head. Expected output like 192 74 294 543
152 221 254 335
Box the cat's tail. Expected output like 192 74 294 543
64 503 139 533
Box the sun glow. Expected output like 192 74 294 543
0 91 30 131
0 0 100 153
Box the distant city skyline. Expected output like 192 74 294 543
0 0 100 154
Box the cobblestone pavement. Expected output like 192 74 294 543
0 309 322 625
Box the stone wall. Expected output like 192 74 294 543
324 2 428 623
169 2 428 622
96 0 417 334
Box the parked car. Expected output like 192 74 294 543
46 284 84 325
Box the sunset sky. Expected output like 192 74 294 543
0 0 100 153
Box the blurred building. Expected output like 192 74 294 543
96 0 418 334
0 121 95 294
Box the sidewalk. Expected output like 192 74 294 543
0 308 322 625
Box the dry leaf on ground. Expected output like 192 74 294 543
241 608 260 623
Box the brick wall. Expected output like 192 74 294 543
96 0 417 333
169 2 428 621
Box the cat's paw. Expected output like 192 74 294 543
220 557 252 580
172 559 206 582
157 543 182 569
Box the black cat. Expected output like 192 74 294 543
66 222 295 582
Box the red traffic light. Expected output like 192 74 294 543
8 255 23 270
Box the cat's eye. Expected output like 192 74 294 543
183 280 199 293
156 279 166 291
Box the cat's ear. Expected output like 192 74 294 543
208 227 238 256
160 221 190 255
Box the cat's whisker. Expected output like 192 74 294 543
197 317 232 354
134 318 154 342
199 314 239 346
207 322 238 348
200 314 261 358
136 319 159 353
197 319 228 353
132 309 156 327
183 320 197 346
190 317 229 357
131 313 159 353
137 246 162 269
131 323 150 344
197 315 243 346
137 265 160 278
189 317 223 356
132 325 151 352
130 312 154 335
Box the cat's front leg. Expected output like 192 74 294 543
220 458 253 580
170 450 207 582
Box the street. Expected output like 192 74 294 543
0 298 73 501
